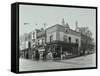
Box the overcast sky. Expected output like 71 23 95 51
19 5 96 41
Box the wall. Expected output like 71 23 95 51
46 25 81 47
37 37 45 45
20 34 29 50
46 32 57 43
30 30 37 47
46 25 57 43
59 31 81 47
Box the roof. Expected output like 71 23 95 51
22 24 81 38
46 24 81 37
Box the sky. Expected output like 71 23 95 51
19 4 96 41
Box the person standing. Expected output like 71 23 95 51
35 50 40 60
43 51 47 60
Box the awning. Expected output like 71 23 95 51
38 49 45 52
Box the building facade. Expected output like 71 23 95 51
19 29 41 59
20 23 81 59
46 24 81 59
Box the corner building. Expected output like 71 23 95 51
46 24 81 58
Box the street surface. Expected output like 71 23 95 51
19 53 96 71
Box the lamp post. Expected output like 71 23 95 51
43 23 47 54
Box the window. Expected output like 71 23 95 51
32 39 35 42
63 35 67 42
69 37 71 43
33 32 35 38
65 28 69 32
28 41 31 48
28 34 31 40
50 35 53 42
76 39 79 44
42 39 45 44
38 40 40 45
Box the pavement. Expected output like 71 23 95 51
19 53 96 71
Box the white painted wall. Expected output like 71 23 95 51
46 31 81 47
59 31 64 41
20 42 26 50
47 32 57 42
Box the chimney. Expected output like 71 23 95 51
75 20 78 31
41 28 44 31
62 18 65 26
65 22 69 28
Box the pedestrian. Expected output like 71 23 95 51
26 52 28 59
43 51 47 60
35 50 40 60
47 51 53 60
53 52 56 60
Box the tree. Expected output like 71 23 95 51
78 27 94 55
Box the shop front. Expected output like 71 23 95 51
46 41 79 60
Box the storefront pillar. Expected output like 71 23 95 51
60 46 63 60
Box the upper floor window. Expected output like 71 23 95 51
33 32 35 38
69 37 71 43
50 35 53 42
32 39 35 42
28 34 31 40
38 40 40 45
42 39 45 44
63 35 67 42
76 39 79 44
28 41 31 48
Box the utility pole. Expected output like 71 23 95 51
75 20 78 31
43 23 47 53
43 23 47 43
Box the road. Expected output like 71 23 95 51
19 53 96 71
